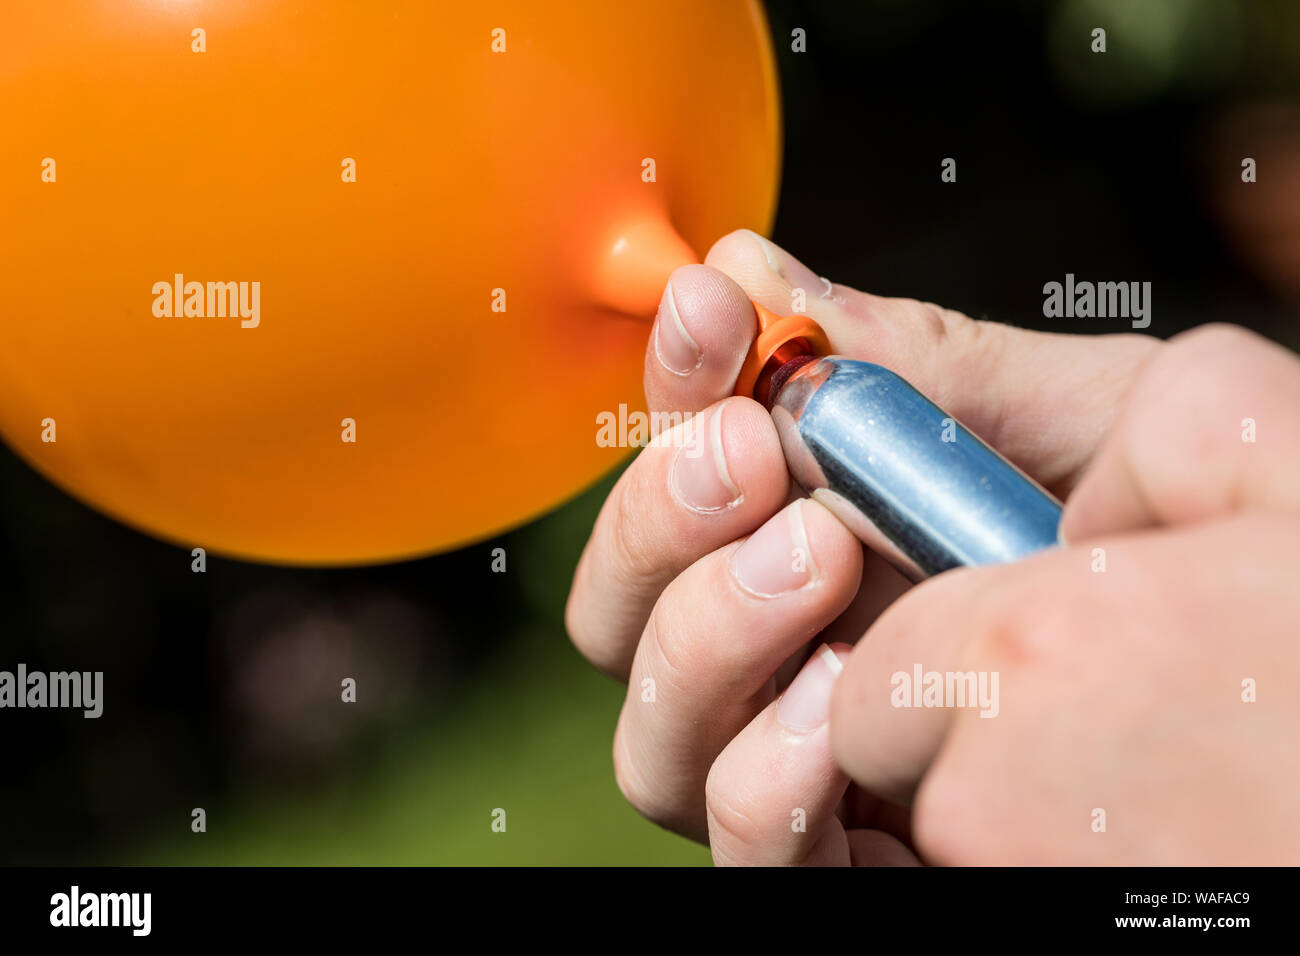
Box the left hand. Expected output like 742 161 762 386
831 321 1300 864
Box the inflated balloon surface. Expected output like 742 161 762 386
0 1 780 563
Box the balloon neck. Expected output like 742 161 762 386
586 217 832 408
588 215 699 318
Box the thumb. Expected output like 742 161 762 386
704 230 1159 494
1060 323 1300 544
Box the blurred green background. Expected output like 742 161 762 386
134 473 711 866
4 0 1300 865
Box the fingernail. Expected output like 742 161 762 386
670 403 741 513
777 644 844 732
743 230 827 299
730 500 817 597
653 280 702 375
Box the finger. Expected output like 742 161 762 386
706 644 854 865
566 397 788 680
705 230 1160 492
906 515 1300 864
1060 323 1300 543
828 561 996 806
614 500 863 840
643 264 757 417
845 830 923 867
644 260 912 655
708 641 923 867
831 513 1295 811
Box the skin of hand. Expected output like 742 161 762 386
564 229 1300 865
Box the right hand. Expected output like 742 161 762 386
564 230 1159 864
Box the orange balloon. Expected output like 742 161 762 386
0 1 780 563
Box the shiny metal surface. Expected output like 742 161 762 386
770 357 1062 579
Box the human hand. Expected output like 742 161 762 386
566 230 1181 863
831 312 1300 865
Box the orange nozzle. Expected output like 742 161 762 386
735 303 831 407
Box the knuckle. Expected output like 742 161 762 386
912 764 980 864
705 228 759 267
965 589 1072 673
936 304 976 342
648 574 752 697
647 593 714 690
563 584 590 657
1168 321 1257 356
704 762 766 852
1139 324 1254 399
1114 324 1264 480
607 471 667 583
566 621 622 682
563 558 620 677
913 299 963 345
611 717 673 826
